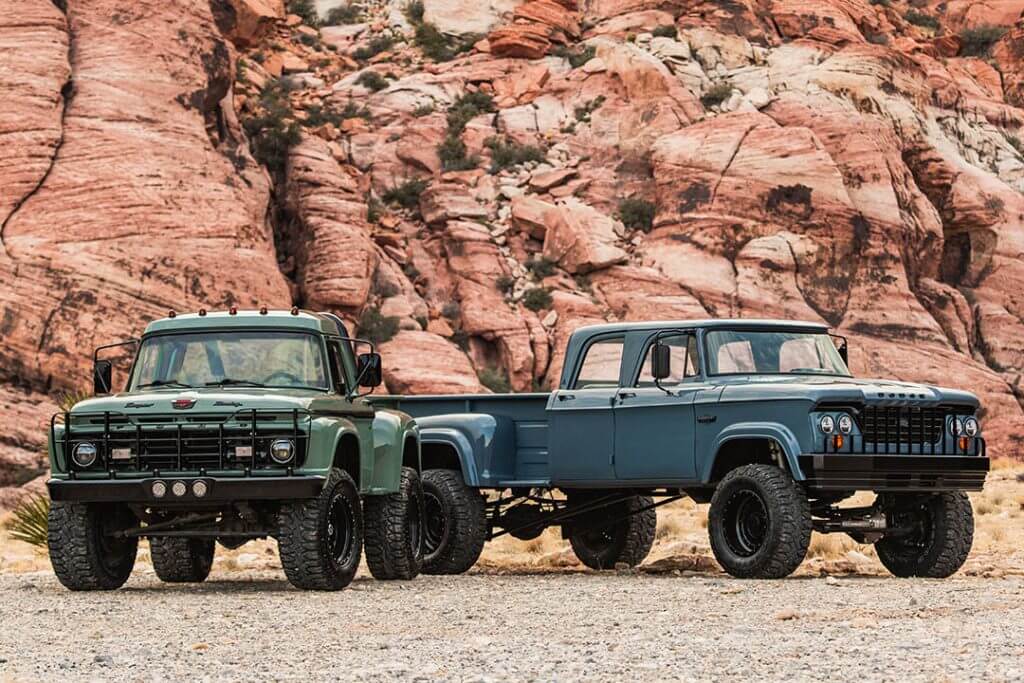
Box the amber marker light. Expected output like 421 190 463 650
833 434 844 450
229 306 238 315
959 436 970 451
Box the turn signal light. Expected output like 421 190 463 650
959 436 970 451
832 435 844 450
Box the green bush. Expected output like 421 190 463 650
382 178 428 210
574 95 605 122
403 0 477 61
959 25 1007 56
478 367 511 393
522 287 553 312
618 198 656 232
324 2 362 25
366 194 383 223
303 101 371 128
904 10 939 29
652 24 677 39
353 35 394 60
447 91 495 135
356 71 389 92
441 301 461 319
287 0 321 27
412 102 436 117
526 257 557 279
358 306 400 344
404 0 425 23
496 275 515 294
700 82 733 108
438 134 479 171
242 80 301 174
1008 135 1024 157
8 495 50 548
869 0 891 6
485 137 546 173
554 44 596 69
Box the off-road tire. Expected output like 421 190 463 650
708 464 811 579
567 494 657 570
150 537 215 583
364 467 423 580
421 468 487 575
876 492 974 578
47 502 138 591
277 468 363 590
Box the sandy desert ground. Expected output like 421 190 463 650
0 465 1021 681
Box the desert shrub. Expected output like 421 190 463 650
303 101 370 127
652 24 677 39
870 0 891 6
358 306 400 343
618 198 656 232
404 0 425 22
242 80 301 174
404 0 477 61
381 178 428 210
403 262 421 280
553 44 596 68
522 287 553 311
298 33 321 48
478 367 511 393
864 30 889 45
700 81 733 108
574 95 605 122
353 35 394 60
526 257 557 279
485 136 546 173
8 495 50 548
496 275 515 294
447 91 495 134
412 102 436 117
324 2 362 25
356 70 389 92
959 25 1008 56
904 10 939 29
366 195 383 223
287 0 320 27
438 134 479 171
441 301 461 319
1008 135 1024 156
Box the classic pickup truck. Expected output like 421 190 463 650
46 309 422 591
374 319 990 579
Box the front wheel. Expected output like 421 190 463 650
48 502 138 591
708 464 811 579
277 468 363 590
567 494 656 570
875 492 974 578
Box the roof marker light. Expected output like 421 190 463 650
260 306 268 315
291 307 299 316
229 306 238 315
198 309 207 317
168 310 176 318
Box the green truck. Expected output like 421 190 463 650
46 308 422 591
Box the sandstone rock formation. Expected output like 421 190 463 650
1 0 1024 502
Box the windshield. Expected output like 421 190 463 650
129 331 329 391
705 329 850 377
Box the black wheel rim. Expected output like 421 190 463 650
326 492 355 567
723 489 769 558
423 491 448 559
890 500 935 554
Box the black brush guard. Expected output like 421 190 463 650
51 408 312 478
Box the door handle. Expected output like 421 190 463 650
697 414 717 423
558 394 576 401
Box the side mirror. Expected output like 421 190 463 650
93 360 113 395
357 352 383 388
838 341 849 366
651 343 671 380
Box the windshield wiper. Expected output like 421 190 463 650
205 378 267 388
136 380 193 389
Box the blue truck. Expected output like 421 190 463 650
373 319 990 579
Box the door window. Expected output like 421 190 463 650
327 340 348 394
636 334 699 386
573 337 625 389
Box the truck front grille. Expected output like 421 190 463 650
859 406 945 445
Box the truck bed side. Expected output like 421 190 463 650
369 394 550 487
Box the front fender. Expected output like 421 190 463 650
702 422 806 483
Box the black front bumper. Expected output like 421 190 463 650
798 454 989 492
47 475 326 504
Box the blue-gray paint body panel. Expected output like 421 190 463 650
372 319 984 490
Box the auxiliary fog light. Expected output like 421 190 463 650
192 480 209 498
819 415 835 434
72 442 98 468
963 417 979 437
151 481 167 498
837 414 853 434
270 439 295 465
171 481 187 497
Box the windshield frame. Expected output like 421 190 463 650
702 327 852 378
126 328 332 393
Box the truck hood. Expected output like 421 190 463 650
717 375 979 408
68 388 328 417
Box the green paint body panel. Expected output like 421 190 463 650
47 310 418 498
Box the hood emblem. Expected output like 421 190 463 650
172 398 197 410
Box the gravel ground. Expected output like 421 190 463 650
1 569 1022 682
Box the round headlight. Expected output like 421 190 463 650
949 417 965 436
819 415 835 434
270 439 295 464
837 414 853 434
72 442 98 468
963 417 979 437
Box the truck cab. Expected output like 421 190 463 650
46 309 424 592
379 319 990 580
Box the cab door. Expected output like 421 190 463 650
547 335 625 484
613 333 701 482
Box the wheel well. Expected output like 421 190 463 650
710 438 787 482
420 441 461 472
333 433 361 487
402 435 420 473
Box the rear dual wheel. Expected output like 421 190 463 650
566 494 657 570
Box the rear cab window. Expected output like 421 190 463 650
572 336 625 389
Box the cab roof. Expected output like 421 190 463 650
143 309 346 336
570 319 830 339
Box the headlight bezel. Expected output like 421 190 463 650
963 416 979 437
819 415 835 434
72 442 98 468
269 439 295 465
949 417 965 437
837 414 854 434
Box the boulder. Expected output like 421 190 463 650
420 184 490 224
215 0 284 47
489 24 552 59
542 198 627 273
379 330 485 393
